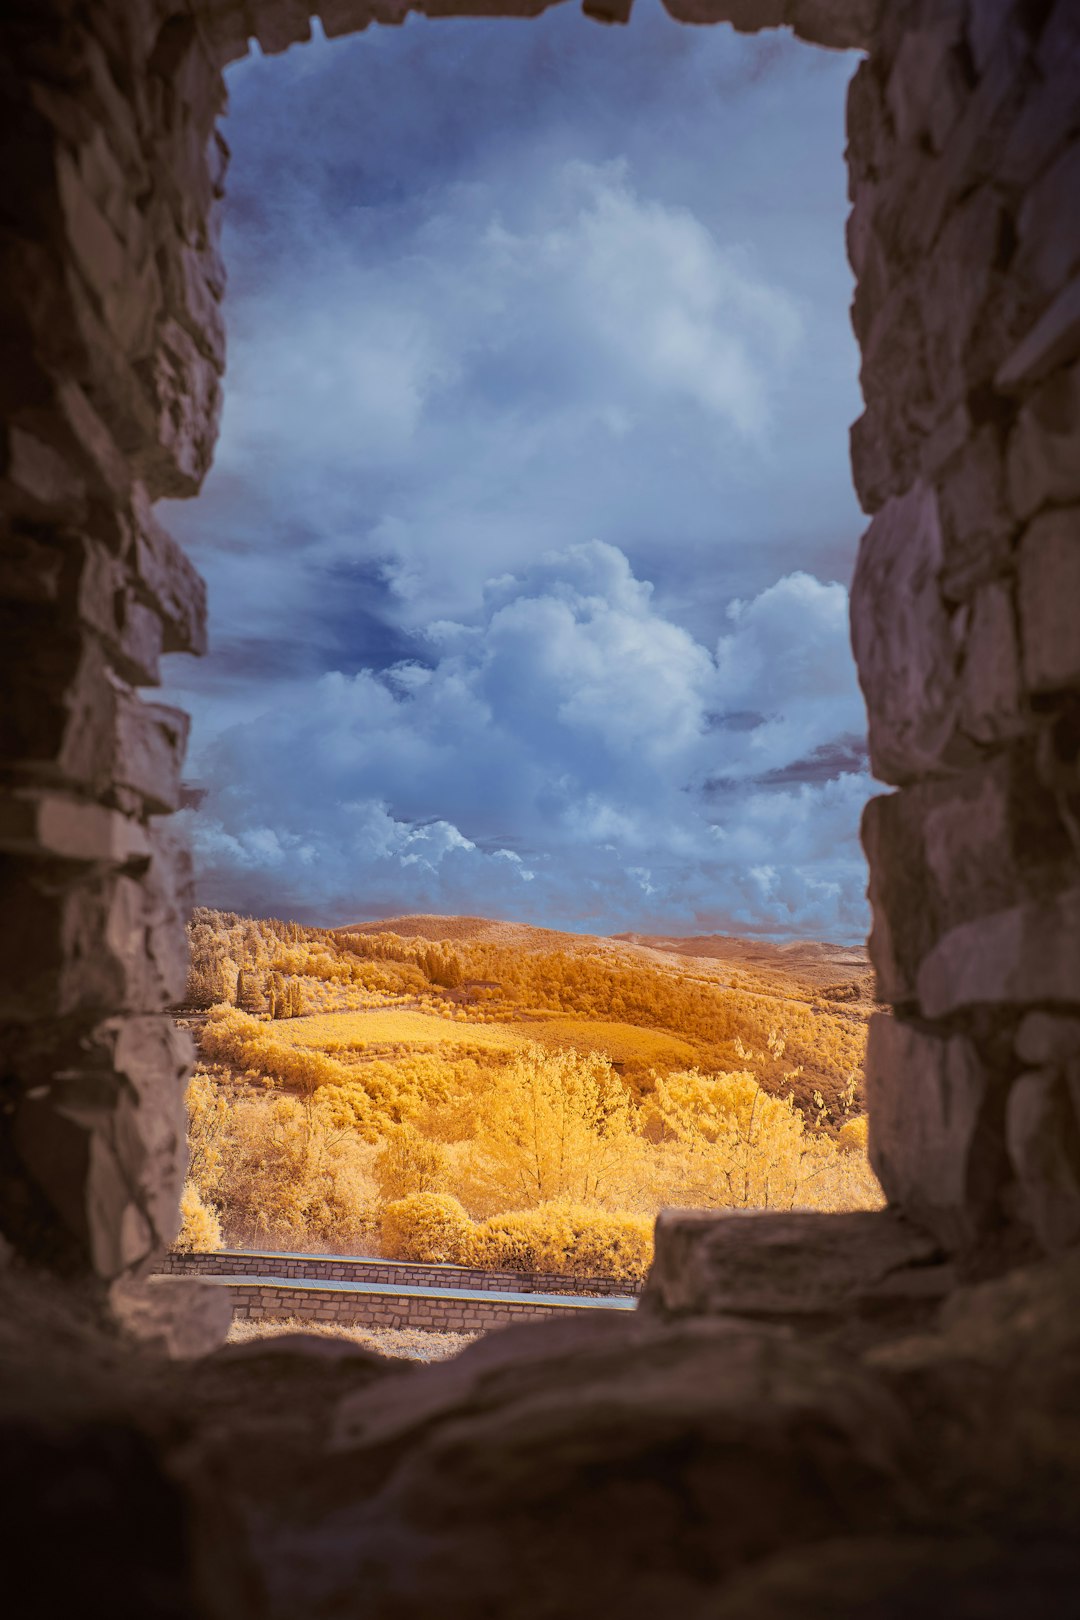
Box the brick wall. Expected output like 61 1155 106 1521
209 1275 637 1332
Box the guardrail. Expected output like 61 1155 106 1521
162 1247 643 1297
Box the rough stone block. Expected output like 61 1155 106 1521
787 0 879 51
845 59 891 191
936 427 1016 600
61 262 160 463
160 239 226 370
1016 1012 1080 1067
112 691 189 814
851 482 969 785
138 316 222 499
1017 506 1080 694
997 274 1080 392
0 830 189 1023
0 792 150 865
55 145 131 318
11 1010 193 1273
966 0 1016 75
109 1013 193 1245
1005 1070 1080 1251
917 888 1080 1019
128 484 208 655
0 624 113 785
884 13 966 153
640 1207 944 1322
863 752 1074 1007
1007 360 1080 519
893 18 1027 270
110 1275 231 1356
252 0 314 53
12 1086 153 1276
199 2 252 63
1 426 88 524
865 1014 1001 1247
959 582 1024 745
849 403 906 514
846 197 888 332
72 536 164 685
924 187 1023 400
1016 138 1080 299
317 0 377 36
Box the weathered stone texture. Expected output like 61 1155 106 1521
865 1015 1004 1247
0 0 215 1277
861 746 1076 1008
917 888 1080 1020
1017 506 1080 694
1007 360 1080 517
849 0 1080 1254
850 481 969 785
639 1206 949 1326
1005 1068 1080 1251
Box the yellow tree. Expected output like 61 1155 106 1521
375 1123 449 1201
645 1067 882 1213
467 1043 639 1213
646 1068 809 1210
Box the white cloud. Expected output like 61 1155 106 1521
161 16 867 941
185 546 870 939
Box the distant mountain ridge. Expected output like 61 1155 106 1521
337 915 872 998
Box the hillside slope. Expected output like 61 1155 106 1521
178 909 881 1263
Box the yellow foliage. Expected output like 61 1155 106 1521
375 1124 449 1201
184 910 882 1268
465 1043 641 1215
512 1016 699 1088
184 1074 377 1252
174 1180 223 1252
645 1067 882 1213
838 1114 869 1153
380 1192 474 1265
470 1204 652 1284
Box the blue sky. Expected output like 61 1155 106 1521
163 3 872 941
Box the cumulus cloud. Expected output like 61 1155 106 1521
183 544 871 938
162 10 869 941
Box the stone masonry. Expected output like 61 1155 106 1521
220 1274 635 1329
161 1246 644 1295
847 0 1080 1255
1 0 1079 1285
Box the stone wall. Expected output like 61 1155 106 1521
845 0 1080 1254
218 1274 636 1330
1 0 1078 1284
161 1247 643 1295
0 0 225 1276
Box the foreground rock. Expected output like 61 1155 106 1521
639 1207 953 1342
4 1235 1079 1619
252 1315 914 1620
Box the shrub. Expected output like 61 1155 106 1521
175 1180 224 1252
471 1203 652 1284
837 1115 869 1153
380 1192 475 1265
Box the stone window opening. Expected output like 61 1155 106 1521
4 0 1078 1292
2 0 1080 1609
